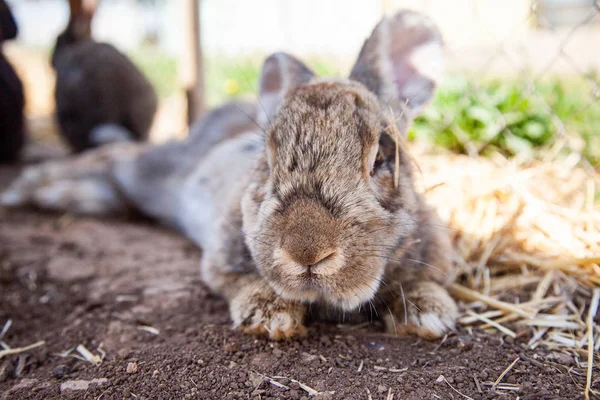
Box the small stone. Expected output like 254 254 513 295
224 342 238 352
126 362 138 374
377 385 387 393
273 348 284 358
320 336 332 346
313 381 327 392
117 348 132 359
53 364 70 379
248 372 264 388
277 378 290 386
60 378 108 392
548 352 574 366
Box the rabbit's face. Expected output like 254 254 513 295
247 80 418 311
243 11 444 311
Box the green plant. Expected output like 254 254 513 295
129 46 179 98
409 74 600 166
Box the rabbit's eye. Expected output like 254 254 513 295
371 149 385 176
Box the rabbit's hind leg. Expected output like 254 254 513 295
1 143 143 215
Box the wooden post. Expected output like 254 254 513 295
181 0 204 124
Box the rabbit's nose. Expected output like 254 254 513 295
279 245 343 276
283 240 334 268
303 250 337 272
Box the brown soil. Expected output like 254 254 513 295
0 163 590 400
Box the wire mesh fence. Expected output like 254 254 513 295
399 0 600 167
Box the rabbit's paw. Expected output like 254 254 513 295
230 283 307 340
385 281 457 340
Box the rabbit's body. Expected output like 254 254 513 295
0 0 25 163
3 11 458 340
0 52 25 162
52 16 157 152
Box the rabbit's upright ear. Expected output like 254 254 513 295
258 52 314 127
67 0 97 39
350 11 444 122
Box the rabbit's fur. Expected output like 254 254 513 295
51 15 157 152
3 11 458 340
0 0 25 163
0 53 25 162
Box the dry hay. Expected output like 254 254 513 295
415 148 599 395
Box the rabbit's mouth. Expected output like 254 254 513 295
269 271 383 312
265 247 386 310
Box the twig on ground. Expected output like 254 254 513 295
584 288 600 400
492 357 520 391
0 340 45 360
436 375 474 400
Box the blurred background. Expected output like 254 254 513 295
3 0 600 167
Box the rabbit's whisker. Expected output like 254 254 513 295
349 251 449 278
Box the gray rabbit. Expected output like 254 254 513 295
3 11 457 340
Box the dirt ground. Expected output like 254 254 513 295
0 159 591 400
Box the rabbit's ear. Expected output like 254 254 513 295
350 11 444 120
258 52 314 127
67 0 97 39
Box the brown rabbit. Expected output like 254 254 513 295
2 11 457 340
51 0 157 152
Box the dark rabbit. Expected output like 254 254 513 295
51 2 157 152
0 0 25 163
3 11 457 340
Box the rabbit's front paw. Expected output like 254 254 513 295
385 281 457 340
230 282 306 340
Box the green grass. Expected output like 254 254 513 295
129 46 179 98
410 74 600 166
